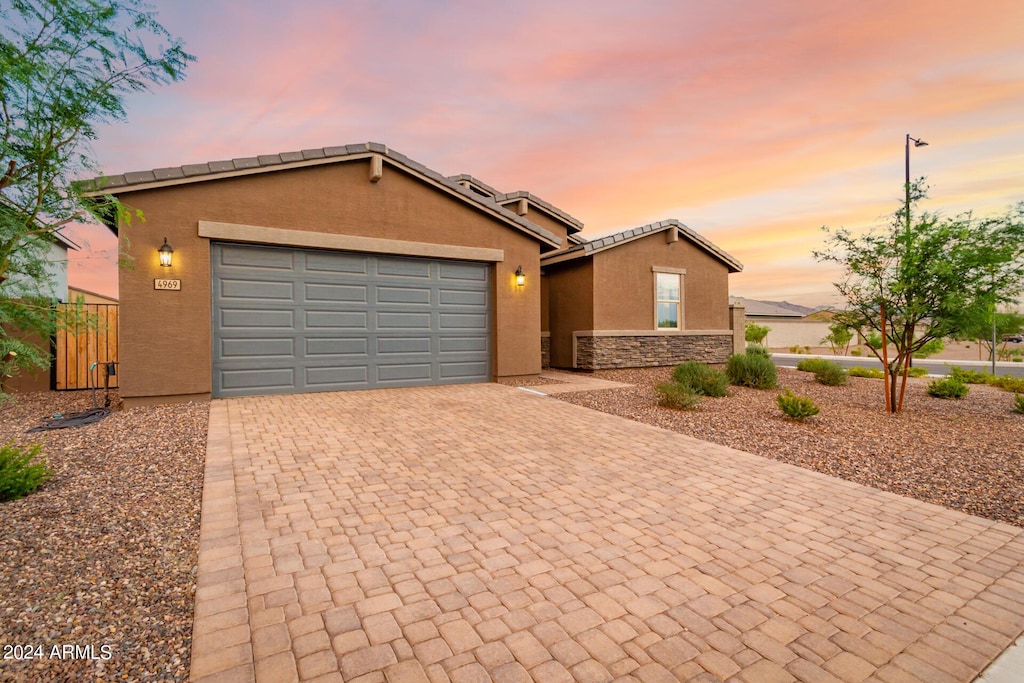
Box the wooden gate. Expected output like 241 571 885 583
55 304 119 390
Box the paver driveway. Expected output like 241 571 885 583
190 384 1024 682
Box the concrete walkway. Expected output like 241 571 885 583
190 384 1024 682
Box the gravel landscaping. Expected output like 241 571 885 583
0 392 206 683
553 366 1024 528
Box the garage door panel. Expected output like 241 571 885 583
212 243 490 397
305 251 368 274
220 337 295 358
377 258 431 278
219 244 294 270
440 361 489 379
440 337 488 353
220 278 294 300
439 289 487 306
306 310 368 329
377 363 432 383
305 282 368 303
220 308 295 329
306 337 368 356
377 286 431 305
378 337 432 354
377 312 432 329
305 365 369 387
440 313 487 329
220 367 295 391
440 262 487 282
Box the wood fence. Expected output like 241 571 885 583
55 303 119 390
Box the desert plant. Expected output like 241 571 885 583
797 358 836 373
927 377 969 399
822 322 854 355
850 349 862 356
656 382 702 410
746 344 770 358
788 345 804 354
745 322 770 346
1013 394 1024 415
813 363 848 386
988 376 1024 393
912 338 945 359
848 366 885 379
671 362 729 397
726 352 777 389
908 367 928 378
776 389 820 420
949 367 994 384
0 442 52 502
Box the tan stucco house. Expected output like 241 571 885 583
84 142 743 406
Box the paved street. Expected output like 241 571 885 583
190 384 1024 682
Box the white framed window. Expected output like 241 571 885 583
653 267 685 330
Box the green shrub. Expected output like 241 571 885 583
671 362 729 397
789 345 805 354
848 366 884 379
908 366 928 378
745 344 770 358
949 367 994 384
813 363 848 386
850 348 862 356
927 377 969 399
726 352 777 389
776 389 820 420
989 375 1024 393
0 442 52 502
912 338 944 359
865 331 884 350
797 358 836 373
1013 394 1024 415
656 382 702 410
745 322 770 346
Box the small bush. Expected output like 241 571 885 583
745 322 770 346
656 382 702 410
813 363 848 386
745 344 770 358
908 366 928 378
1013 394 1024 415
850 349 862 356
0 442 52 502
797 358 836 373
776 389 820 420
789 345 805 354
726 352 777 389
989 375 1024 393
671 362 729 397
949 367 994 384
927 377 969 399
848 366 884 379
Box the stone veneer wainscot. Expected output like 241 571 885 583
574 332 733 370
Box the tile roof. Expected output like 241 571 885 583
81 143 561 247
447 174 501 198
494 191 584 232
541 218 742 272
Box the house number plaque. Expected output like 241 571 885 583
154 278 181 291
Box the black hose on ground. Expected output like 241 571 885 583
26 408 112 432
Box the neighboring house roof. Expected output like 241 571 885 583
52 230 81 251
494 191 584 234
541 218 742 273
81 142 562 249
567 233 588 245
68 285 119 303
732 297 805 317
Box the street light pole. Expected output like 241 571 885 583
905 134 928 236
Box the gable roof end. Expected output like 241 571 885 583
80 143 561 248
540 218 742 273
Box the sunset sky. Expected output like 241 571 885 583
66 0 1024 306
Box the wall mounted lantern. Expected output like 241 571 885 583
515 265 525 287
158 238 174 267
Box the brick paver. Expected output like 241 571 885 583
191 384 1024 681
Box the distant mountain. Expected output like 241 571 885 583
732 296 832 317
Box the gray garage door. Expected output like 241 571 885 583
211 243 491 397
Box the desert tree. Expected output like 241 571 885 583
0 0 193 383
815 182 1024 412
